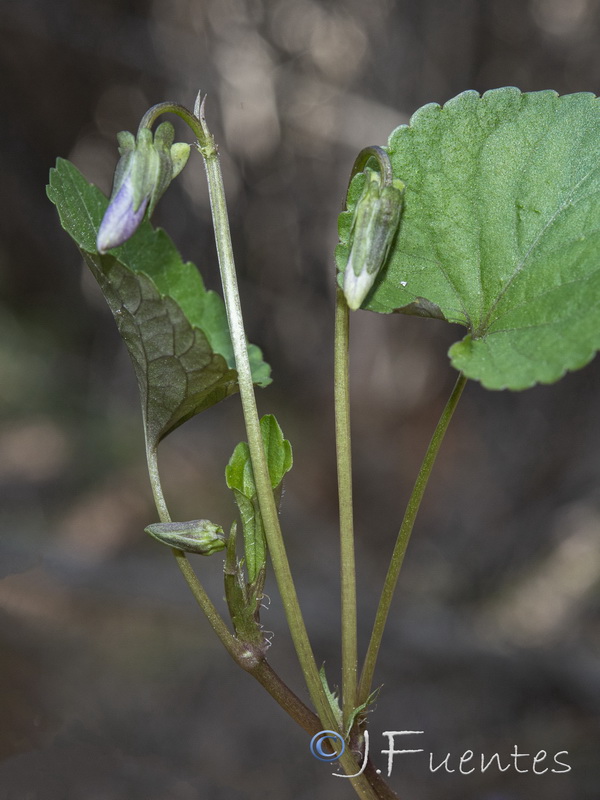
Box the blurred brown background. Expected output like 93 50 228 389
1 0 600 798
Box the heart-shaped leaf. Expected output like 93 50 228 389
47 159 270 449
337 89 600 390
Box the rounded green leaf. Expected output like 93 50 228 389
338 88 600 390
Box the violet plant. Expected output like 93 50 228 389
47 87 600 800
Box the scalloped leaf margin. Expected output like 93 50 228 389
337 88 600 390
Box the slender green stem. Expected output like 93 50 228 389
147 443 327 724
139 101 210 149
172 549 256 663
199 124 330 715
348 146 394 185
146 444 249 662
334 145 397 729
146 441 171 524
140 99 393 798
334 286 358 726
229 661 400 799
146 450 311 722
197 102 385 800
200 127 384 795
252 661 320 735
358 372 468 705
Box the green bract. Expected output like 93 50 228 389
337 88 600 390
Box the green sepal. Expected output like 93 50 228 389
110 122 190 221
342 169 405 310
171 142 191 178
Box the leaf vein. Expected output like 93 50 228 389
482 165 600 328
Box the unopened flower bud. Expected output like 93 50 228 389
144 519 226 555
343 169 404 310
97 122 190 253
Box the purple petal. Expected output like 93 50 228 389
96 180 149 253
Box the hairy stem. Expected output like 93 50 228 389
358 372 467 705
147 444 319 725
334 286 358 726
145 441 170 524
146 444 248 661
334 144 398 728
199 119 329 716
140 99 384 798
199 113 382 798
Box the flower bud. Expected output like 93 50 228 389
97 122 190 253
144 519 226 555
343 169 404 310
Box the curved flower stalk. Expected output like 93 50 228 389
97 121 190 253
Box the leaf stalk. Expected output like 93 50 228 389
358 372 467 705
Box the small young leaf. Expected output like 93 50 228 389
225 414 293 583
225 415 293 497
337 89 600 390
260 414 294 490
225 442 256 500
47 159 270 449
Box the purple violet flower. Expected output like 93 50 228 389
97 174 150 253
96 123 190 254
